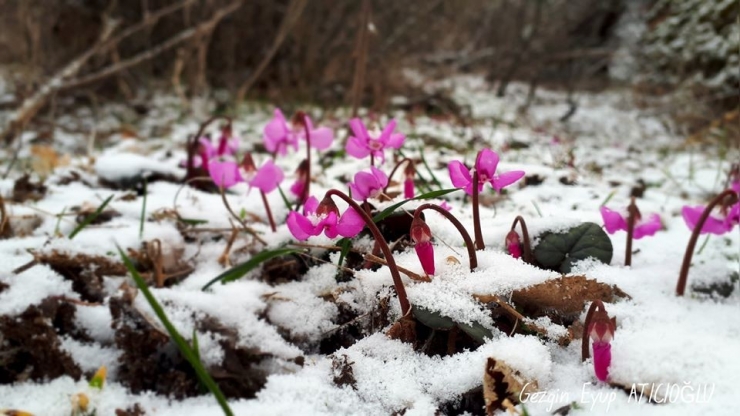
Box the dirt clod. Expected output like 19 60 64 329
331 354 357 389
0 300 82 383
36 250 127 302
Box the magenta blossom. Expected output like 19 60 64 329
346 118 405 164
600 206 662 239
682 203 740 235
286 196 364 241
263 109 333 156
403 161 416 198
588 310 615 382
349 167 388 201
411 216 434 275
208 154 284 193
505 230 522 259
448 148 525 195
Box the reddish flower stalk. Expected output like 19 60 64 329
509 216 533 264
677 189 739 296
582 300 616 382
261 191 276 232
383 157 415 198
297 112 311 207
625 197 638 267
472 170 484 250
326 189 410 316
413 203 478 272
186 116 232 182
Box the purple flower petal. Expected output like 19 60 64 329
199 138 217 160
404 179 414 198
592 341 611 382
682 205 730 235
321 212 340 238
600 206 627 234
349 118 369 142
290 179 305 199
304 196 320 214
287 211 312 240
309 127 333 150
475 148 500 180
370 166 389 188
492 170 525 191
346 136 371 159
387 133 405 149
349 171 378 201
633 214 662 239
378 119 397 146
448 160 472 190
336 207 365 238
249 160 284 194
505 230 522 259
209 160 243 188
263 109 289 154
415 241 435 275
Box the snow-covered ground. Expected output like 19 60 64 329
1 76 738 415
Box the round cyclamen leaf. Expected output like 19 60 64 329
412 306 455 330
533 222 613 273
457 321 494 344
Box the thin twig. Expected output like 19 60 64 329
220 187 267 245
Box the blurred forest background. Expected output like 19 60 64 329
0 0 737 144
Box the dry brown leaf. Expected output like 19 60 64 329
484 357 538 415
30 145 70 177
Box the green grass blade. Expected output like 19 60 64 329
599 190 617 207
372 188 459 223
178 217 209 226
277 186 292 211
419 147 443 190
69 194 114 239
202 248 302 291
117 246 234 416
139 179 147 239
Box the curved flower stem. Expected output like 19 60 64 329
326 189 410 316
510 216 533 264
299 113 312 207
186 116 231 181
472 170 484 250
220 186 267 246
582 299 605 361
260 190 276 232
370 153 375 168
414 203 477 271
676 189 738 296
383 157 414 194
625 197 637 267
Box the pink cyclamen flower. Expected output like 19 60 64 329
682 203 740 235
505 230 522 259
286 196 364 241
263 109 333 156
290 159 310 202
346 118 405 164
403 161 416 198
448 148 525 195
349 166 388 201
410 216 434 275
588 311 615 382
208 154 284 192
600 206 662 239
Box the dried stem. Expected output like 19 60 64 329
350 0 372 117
220 187 267 246
414 203 477 271
383 157 414 195
676 189 738 296
472 170 484 250
218 223 239 267
0 195 9 237
149 239 165 288
510 215 533 264
582 299 605 361
625 197 637 267
261 191 276 232
326 189 410 315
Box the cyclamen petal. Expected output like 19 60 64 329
336 207 365 238
249 160 284 193
346 136 371 159
592 341 611 382
633 214 662 239
415 241 435 275
600 206 628 234
505 230 522 259
404 179 415 198
309 126 334 150
475 148 500 179
378 119 398 145
682 205 731 235
286 211 312 241
386 133 405 149
448 160 472 189
492 170 525 191
209 160 243 188
322 212 340 239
